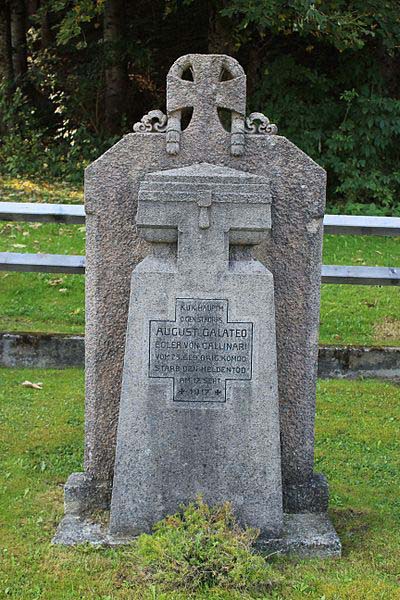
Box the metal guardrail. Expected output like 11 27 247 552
321 265 398 286
323 214 400 236
0 202 399 285
0 202 85 224
1 253 398 285
1 202 400 235
0 252 86 274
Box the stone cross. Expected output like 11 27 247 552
136 163 271 275
166 54 246 156
134 163 269 405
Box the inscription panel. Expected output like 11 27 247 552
149 298 253 402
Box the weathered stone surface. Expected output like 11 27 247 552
165 54 246 156
318 345 400 379
80 135 326 514
63 472 111 516
283 472 329 513
67 53 327 517
109 163 283 538
0 332 84 368
53 512 341 558
52 515 106 546
259 512 342 558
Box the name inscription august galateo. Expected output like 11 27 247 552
149 299 253 402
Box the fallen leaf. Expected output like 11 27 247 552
1 223 13 235
48 277 64 286
59 288 67 293
363 300 377 308
12 243 26 248
21 381 43 389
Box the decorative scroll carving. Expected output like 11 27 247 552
132 64 278 152
245 112 278 135
133 110 167 133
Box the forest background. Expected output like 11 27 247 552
0 0 400 215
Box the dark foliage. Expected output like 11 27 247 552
0 0 399 213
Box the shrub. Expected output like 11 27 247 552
127 497 280 597
0 83 115 185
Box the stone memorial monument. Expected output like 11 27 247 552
109 163 282 539
54 54 341 556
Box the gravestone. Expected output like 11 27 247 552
54 54 341 555
109 163 283 538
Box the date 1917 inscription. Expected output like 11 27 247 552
149 298 253 402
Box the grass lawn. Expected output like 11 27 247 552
0 176 399 345
0 369 399 599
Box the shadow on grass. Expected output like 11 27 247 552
331 508 374 555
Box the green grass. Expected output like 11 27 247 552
0 175 83 204
0 176 399 344
0 369 399 598
320 234 400 346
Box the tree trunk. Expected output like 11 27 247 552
245 44 263 101
208 0 235 55
0 0 14 87
104 0 127 134
40 6 53 50
10 0 28 83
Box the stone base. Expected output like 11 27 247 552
258 513 341 558
52 512 341 558
283 472 329 513
63 472 112 516
63 471 330 516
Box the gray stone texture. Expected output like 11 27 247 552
63 472 111 516
52 515 107 546
53 512 341 558
165 54 247 156
109 164 283 537
0 332 84 368
259 512 342 558
318 345 400 380
75 53 327 515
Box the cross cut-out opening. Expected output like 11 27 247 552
219 67 234 81
181 106 193 130
181 66 194 81
217 107 232 132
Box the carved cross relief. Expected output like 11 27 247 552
137 163 270 404
136 163 272 278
